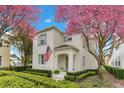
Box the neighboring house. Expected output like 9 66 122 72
0 34 10 68
110 43 124 68
33 26 98 73
105 55 110 65
10 54 22 67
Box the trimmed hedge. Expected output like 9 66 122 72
23 71 48 77
0 70 79 88
76 71 96 81
65 70 97 81
105 65 124 79
53 70 60 74
14 66 26 72
0 76 44 88
67 69 97 76
64 76 76 81
67 70 88 76
24 68 52 77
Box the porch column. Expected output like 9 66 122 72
68 53 73 72
53 55 58 70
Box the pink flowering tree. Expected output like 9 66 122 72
0 5 40 67
56 6 124 79
0 5 40 38
10 21 37 68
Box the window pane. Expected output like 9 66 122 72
64 36 72 42
41 54 44 64
38 54 41 64
38 54 45 65
38 34 47 46
82 56 85 66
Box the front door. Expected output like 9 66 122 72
65 55 68 72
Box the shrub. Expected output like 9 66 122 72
23 71 48 77
53 70 60 74
67 69 97 76
65 69 97 81
64 75 76 81
105 65 124 79
25 68 52 77
67 70 88 76
0 76 44 88
76 71 96 81
14 66 26 72
0 70 79 88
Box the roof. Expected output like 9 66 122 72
55 44 79 51
36 26 64 35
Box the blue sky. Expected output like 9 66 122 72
33 5 66 31
11 5 67 56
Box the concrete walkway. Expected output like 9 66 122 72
52 72 66 80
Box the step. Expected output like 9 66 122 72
52 72 66 80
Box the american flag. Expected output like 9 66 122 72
44 46 52 62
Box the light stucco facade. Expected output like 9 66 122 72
0 34 10 68
33 26 98 72
110 43 124 68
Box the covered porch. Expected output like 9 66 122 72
54 44 79 72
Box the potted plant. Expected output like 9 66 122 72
53 70 60 74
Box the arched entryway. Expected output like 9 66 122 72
57 54 68 72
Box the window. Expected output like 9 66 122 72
64 35 72 42
38 34 47 46
0 56 2 66
82 56 85 66
115 60 118 66
118 56 121 67
83 43 86 48
111 61 114 66
0 42 2 47
0 39 2 47
38 54 45 65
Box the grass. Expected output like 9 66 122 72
76 75 114 88
0 76 44 88
0 70 115 88
0 70 79 88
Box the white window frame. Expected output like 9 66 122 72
38 34 47 46
82 56 85 67
118 56 121 67
64 35 72 42
38 54 45 65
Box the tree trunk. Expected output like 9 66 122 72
97 47 104 79
98 63 103 79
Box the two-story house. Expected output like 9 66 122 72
33 26 98 73
109 43 124 68
0 33 10 68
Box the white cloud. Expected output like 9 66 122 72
44 18 52 23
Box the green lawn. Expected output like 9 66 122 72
0 70 79 88
0 70 114 88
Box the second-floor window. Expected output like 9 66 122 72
64 35 72 42
38 34 47 46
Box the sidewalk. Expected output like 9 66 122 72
104 72 124 88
